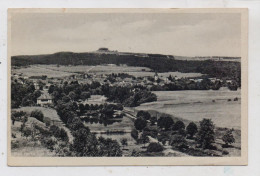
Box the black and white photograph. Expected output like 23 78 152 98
8 8 248 166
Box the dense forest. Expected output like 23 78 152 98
11 51 241 79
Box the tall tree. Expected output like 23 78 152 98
196 119 215 149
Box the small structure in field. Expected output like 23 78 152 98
37 91 53 106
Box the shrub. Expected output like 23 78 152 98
59 128 69 142
42 138 56 151
147 142 164 153
31 110 44 122
222 129 235 147
120 138 128 149
222 150 229 155
22 127 32 139
131 129 139 140
140 133 150 147
170 134 188 151
50 125 61 138
11 141 19 149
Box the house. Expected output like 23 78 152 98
37 91 53 106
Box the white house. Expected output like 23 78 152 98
37 91 53 106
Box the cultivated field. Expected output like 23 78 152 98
135 88 241 129
17 64 203 78
12 65 73 78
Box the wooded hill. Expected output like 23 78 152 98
11 51 241 79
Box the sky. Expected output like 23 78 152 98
11 12 241 57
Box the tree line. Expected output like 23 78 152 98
12 52 240 79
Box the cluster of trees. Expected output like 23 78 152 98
55 96 123 156
12 51 240 80
105 73 135 83
103 85 157 107
131 110 236 155
48 80 157 108
11 110 27 125
11 81 41 108
150 78 223 91
80 103 124 126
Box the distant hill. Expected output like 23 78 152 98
11 49 241 79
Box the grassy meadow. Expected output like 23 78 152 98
135 89 241 129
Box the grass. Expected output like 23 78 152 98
11 118 57 157
135 89 241 129
12 65 73 78
13 64 203 79
13 106 74 143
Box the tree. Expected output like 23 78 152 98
68 91 77 101
150 116 157 126
196 118 215 149
131 129 139 140
81 91 91 101
134 118 147 131
222 129 235 147
170 134 188 150
60 128 69 142
50 125 60 138
22 128 32 139
172 120 185 131
137 111 151 120
31 110 44 122
140 133 150 147
186 122 198 139
78 103 85 114
157 116 174 130
147 142 163 153
98 137 122 156
72 127 99 156
62 96 71 103
120 138 128 149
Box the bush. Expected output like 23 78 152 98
222 150 229 155
147 142 163 153
22 127 32 139
131 129 139 140
11 141 19 149
31 110 44 122
170 134 188 150
42 138 57 151
222 129 235 147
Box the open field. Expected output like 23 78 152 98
135 89 241 129
174 56 241 62
13 64 203 78
12 65 73 78
15 106 61 121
